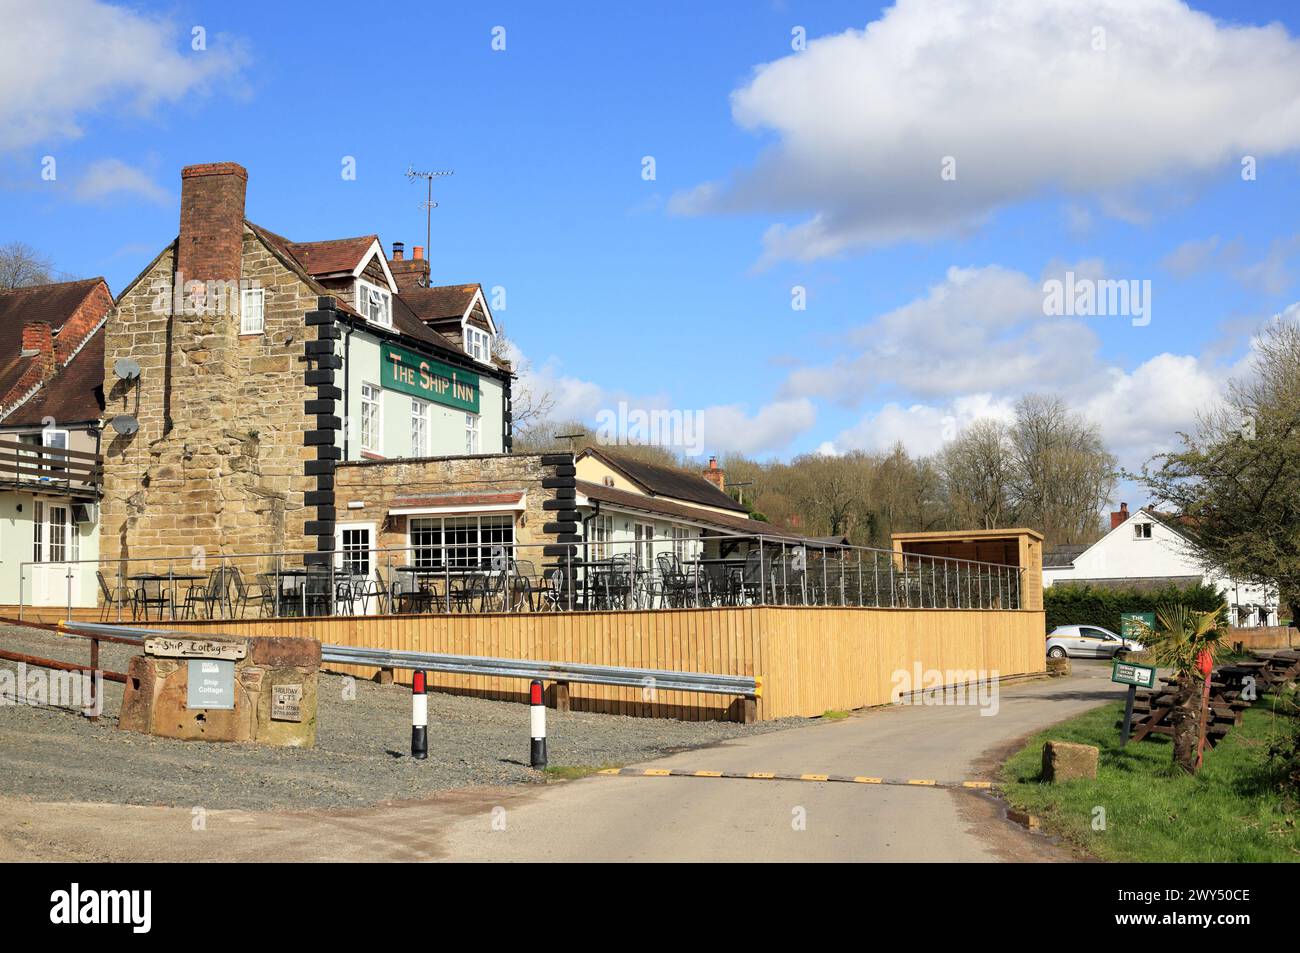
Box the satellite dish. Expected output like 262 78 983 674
113 358 141 380
111 415 139 435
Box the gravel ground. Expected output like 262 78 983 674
0 623 794 811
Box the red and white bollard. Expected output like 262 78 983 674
411 670 428 760
529 679 547 769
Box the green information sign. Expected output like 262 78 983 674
1120 611 1155 640
380 343 480 413
1111 660 1157 689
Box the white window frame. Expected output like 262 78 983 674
465 412 481 454
671 525 694 562
45 503 71 563
32 500 44 563
1133 522 1152 540
408 514 515 571
356 279 392 329
634 522 655 571
463 324 493 365
360 382 382 454
590 514 614 560
335 522 375 578
240 288 265 335
410 398 431 458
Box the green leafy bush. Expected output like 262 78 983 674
1044 581 1224 634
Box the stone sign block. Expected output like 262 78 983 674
119 633 318 747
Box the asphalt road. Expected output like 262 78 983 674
433 660 1124 862
0 661 1124 862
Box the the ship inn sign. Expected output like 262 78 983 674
381 343 480 413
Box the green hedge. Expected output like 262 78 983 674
1043 581 1225 634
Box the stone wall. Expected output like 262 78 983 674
334 452 556 559
99 229 318 569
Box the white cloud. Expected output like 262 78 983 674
1079 353 1225 460
1160 236 1222 276
0 0 247 153
837 394 1016 457
515 351 816 457
674 0 1300 263
783 263 1102 404
73 158 168 204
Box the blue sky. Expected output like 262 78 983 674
3 0 1300 494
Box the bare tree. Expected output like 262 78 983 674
1008 394 1116 546
0 242 56 290
940 419 1013 529
493 327 556 442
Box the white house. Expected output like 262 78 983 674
1042 503 1278 626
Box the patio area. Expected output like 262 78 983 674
23 532 1026 623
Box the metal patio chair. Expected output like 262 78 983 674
96 570 130 622
132 576 174 621
182 566 231 619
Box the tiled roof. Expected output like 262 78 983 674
579 447 748 513
248 222 471 363
577 479 798 538
1043 544 1089 568
402 284 479 323
285 235 378 276
4 328 104 426
0 278 107 424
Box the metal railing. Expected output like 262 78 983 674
59 621 761 698
19 532 1024 621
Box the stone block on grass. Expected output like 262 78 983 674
1041 740 1099 782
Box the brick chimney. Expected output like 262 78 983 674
389 242 430 291
20 321 55 377
1110 502 1129 530
177 162 247 286
702 455 726 492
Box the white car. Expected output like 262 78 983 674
1046 624 1145 660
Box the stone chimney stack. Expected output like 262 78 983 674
702 455 726 492
1110 502 1129 530
177 162 248 287
389 242 430 292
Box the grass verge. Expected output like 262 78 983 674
999 692 1300 862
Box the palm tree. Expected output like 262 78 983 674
1146 603 1226 773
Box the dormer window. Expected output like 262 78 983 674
464 325 492 364
356 279 392 329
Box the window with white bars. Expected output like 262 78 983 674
361 382 381 453
356 280 392 328
590 514 613 560
408 514 514 570
32 500 43 562
464 413 481 454
240 288 264 334
48 505 68 562
339 527 372 576
410 398 430 457
464 325 492 364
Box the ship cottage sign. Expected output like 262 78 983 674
381 343 480 413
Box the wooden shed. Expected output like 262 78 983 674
890 528 1044 611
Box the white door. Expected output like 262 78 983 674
335 523 376 614
30 501 82 607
